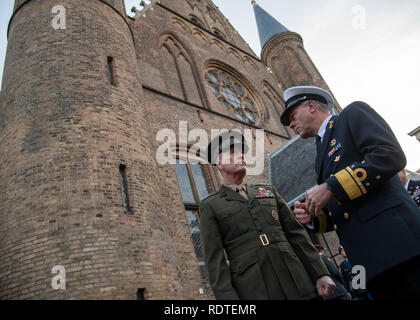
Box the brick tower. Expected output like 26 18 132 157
0 0 196 299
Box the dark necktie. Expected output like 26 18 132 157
316 135 322 154
236 185 248 200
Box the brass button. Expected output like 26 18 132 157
329 212 333 217
344 212 350 219
333 224 337 230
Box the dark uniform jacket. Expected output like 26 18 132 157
199 184 330 300
339 259 353 294
320 255 350 300
407 179 420 207
310 101 420 282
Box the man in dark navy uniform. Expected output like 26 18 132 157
280 85 420 299
398 169 420 207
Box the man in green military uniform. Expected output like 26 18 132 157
199 131 335 300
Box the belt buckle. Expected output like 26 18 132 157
259 234 269 246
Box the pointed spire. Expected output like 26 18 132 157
252 2 289 49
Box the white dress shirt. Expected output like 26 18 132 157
306 115 333 230
317 115 333 142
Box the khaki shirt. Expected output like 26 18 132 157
223 182 248 200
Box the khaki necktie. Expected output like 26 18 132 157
236 184 248 200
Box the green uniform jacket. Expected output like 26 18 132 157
199 184 330 300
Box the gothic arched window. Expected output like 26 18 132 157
189 14 205 28
212 28 226 40
205 69 259 124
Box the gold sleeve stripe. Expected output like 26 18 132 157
335 168 363 200
345 166 367 195
317 210 327 234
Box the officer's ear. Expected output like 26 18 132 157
306 100 318 113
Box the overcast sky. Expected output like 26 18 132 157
1 0 419 170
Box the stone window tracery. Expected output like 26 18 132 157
205 69 259 124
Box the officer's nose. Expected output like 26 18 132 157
289 120 296 130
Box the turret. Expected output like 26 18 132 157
252 1 340 112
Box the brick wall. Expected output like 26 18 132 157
1 0 188 299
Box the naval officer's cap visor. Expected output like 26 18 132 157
280 93 328 126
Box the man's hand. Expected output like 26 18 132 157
293 201 312 224
316 275 336 300
305 183 334 216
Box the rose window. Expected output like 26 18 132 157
206 69 259 124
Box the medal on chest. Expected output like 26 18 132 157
328 143 342 158
256 188 275 198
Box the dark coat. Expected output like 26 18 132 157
339 259 353 293
311 101 420 282
407 179 420 207
321 255 350 300
199 184 330 300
